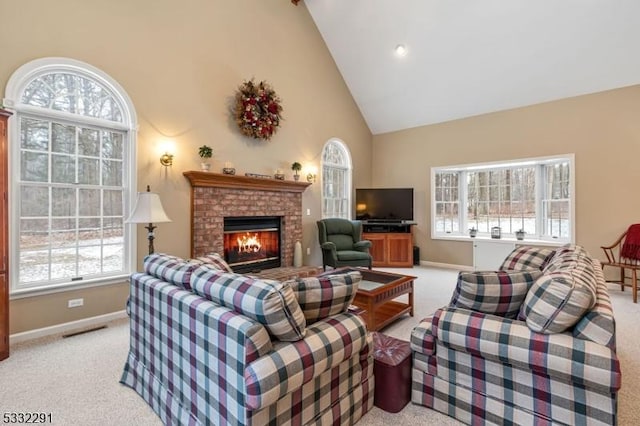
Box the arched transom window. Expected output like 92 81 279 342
321 139 352 218
4 58 137 293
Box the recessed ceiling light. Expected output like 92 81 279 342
394 44 408 57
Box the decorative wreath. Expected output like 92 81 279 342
234 79 283 140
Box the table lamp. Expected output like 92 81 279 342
126 185 172 255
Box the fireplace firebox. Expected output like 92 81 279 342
223 216 281 273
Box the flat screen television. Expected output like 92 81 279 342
355 188 414 222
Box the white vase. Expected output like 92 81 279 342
201 162 211 172
294 241 303 267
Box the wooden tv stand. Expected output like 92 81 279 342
362 222 414 267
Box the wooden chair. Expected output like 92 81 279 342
601 225 640 303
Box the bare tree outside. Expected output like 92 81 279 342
434 159 571 240
466 167 536 234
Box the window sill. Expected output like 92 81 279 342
9 274 130 300
432 234 569 247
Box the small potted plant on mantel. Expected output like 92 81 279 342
199 145 213 172
291 161 302 181
469 227 478 238
515 229 526 240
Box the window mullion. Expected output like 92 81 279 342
16 105 129 131
74 127 80 278
47 121 54 283
75 186 80 278
536 164 544 239
460 171 467 235
46 186 52 283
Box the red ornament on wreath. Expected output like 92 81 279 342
234 79 283 140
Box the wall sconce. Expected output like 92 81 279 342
158 140 175 167
305 165 318 183
159 152 174 167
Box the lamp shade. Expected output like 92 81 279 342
126 191 172 224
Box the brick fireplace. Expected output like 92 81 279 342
183 171 311 270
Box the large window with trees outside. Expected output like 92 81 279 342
432 155 574 242
4 58 137 293
321 139 352 218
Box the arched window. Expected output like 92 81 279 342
321 139 352 218
3 58 137 293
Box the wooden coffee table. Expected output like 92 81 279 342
339 268 415 331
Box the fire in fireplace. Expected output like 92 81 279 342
223 216 281 273
237 233 262 254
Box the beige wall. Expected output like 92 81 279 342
6 2 638 335
1 1 372 333
373 85 640 267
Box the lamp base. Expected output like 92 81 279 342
145 223 157 255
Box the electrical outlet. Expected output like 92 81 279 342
68 298 84 308
306 209 311 216
306 247 311 255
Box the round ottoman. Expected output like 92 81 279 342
372 331 412 413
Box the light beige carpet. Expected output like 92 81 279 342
1 266 637 425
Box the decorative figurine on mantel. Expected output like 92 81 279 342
223 162 236 175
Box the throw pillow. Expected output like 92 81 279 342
542 244 590 273
450 270 542 319
499 246 555 271
284 270 361 323
571 260 616 348
143 253 197 290
190 267 306 342
519 252 597 333
189 252 234 273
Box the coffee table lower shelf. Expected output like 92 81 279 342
372 300 411 331
352 298 413 332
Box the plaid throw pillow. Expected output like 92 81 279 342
189 252 234 273
572 260 616 348
520 248 597 334
500 246 555 271
285 270 361 324
450 270 542 319
143 253 197 290
543 244 590 273
190 267 306 342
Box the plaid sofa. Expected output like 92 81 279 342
120 254 374 425
411 245 622 425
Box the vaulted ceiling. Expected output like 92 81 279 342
305 0 640 134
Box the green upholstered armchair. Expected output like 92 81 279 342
317 218 373 271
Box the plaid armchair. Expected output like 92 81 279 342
121 254 374 425
411 245 621 425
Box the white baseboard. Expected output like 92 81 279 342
10 310 128 345
420 260 474 272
